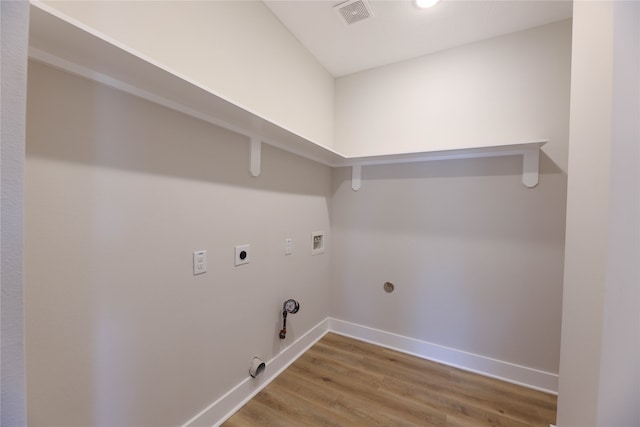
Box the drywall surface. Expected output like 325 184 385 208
597 3 640 425
1 1 28 426
335 20 571 172
25 61 332 427
557 1 640 426
40 0 335 149
556 2 613 425
330 153 567 376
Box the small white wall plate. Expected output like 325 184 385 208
311 231 325 255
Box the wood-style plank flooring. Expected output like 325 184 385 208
223 333 556 426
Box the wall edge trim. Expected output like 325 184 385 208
181 318 330 427
182 317 557 426
328 318 558 395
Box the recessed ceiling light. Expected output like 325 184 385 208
415 0 441 9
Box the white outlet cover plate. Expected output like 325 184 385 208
193 250 207 275
235 244 250 266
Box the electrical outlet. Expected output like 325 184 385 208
285 238 292 255
193 250 207 275
235 244 250 266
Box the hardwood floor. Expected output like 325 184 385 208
222 333 557 427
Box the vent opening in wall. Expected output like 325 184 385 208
334 0 376 26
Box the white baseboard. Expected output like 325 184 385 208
183 316 558 426
328 318 558 395
181 318 330 427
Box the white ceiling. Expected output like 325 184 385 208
263 0 572 77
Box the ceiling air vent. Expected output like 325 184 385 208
334 0 375 26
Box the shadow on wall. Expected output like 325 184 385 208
24 60 333 427
26 61 331 198
331 152 566 243
339 151 563 183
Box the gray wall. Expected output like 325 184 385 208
331 153 567 375
25 61 332 426
1 1 28 426
335 20 572 171
38 0 335 149
330 20 571 378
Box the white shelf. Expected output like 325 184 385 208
28 2 547 190
345 142 546 189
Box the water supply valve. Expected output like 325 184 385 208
279 299 300 339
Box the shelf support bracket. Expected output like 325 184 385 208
522 148 540 188
250 137 261 177
352 165 362 191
